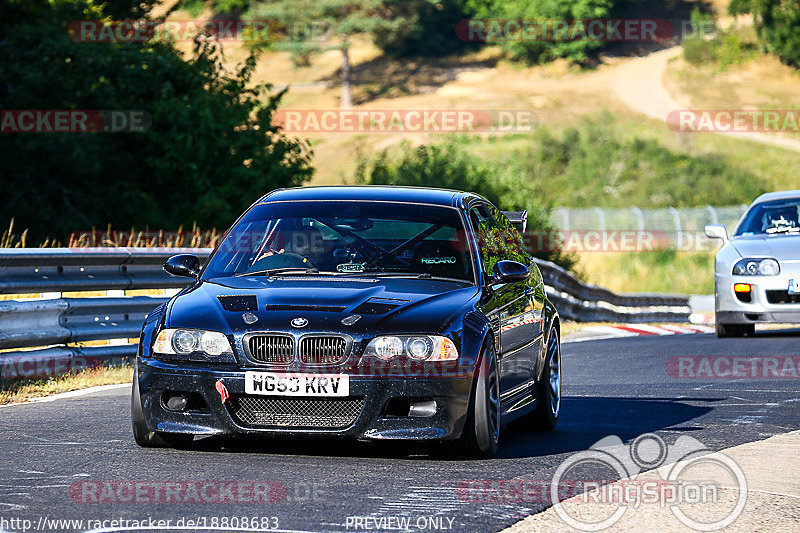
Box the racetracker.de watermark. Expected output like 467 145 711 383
668 109 800 133
68 480 319 504
667 356 800 379
0 354 103 380
0 110 150 133
64 229 719 254
456 19 677 42
69 19 290 43
272 110 537 133
523 230 717 253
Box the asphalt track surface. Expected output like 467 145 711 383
2 328 799 533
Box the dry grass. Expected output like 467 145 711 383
574 251 716 294
665 39 800 143
666 52 800 111
0 365 133 405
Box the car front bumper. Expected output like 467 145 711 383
715 267 800 324
136 357 473 441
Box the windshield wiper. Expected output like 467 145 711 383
235 267 319 277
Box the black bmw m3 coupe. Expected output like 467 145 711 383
133 186 562 457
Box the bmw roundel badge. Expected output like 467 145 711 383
291 317 308 328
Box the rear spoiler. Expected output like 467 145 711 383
501 210 528 233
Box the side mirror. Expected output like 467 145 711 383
704 224 728 241
491 260 530 284
164 254 201 278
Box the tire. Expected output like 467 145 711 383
458 342 500 458
716 322 755 338
131 367 193 449
527 327 561 430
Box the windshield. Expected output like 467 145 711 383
735 198 800 237
203 201 475 283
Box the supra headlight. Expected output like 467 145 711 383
363 335 458 362
732 258 780 276
153 329 233 357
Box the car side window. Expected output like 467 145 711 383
485 204 533 266
470 204 505 275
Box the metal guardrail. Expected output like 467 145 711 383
0 248 209 380
0 248 689 379
0 248 210 293
533 259 690 323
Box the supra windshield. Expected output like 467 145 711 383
203 201 475 282
735 198 800 236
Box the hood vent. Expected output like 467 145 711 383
351 297 410 315
218 295 258 312
264 304 346 313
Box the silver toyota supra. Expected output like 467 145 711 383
705 190 800 337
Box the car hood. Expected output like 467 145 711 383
166 276 480 335
729 235 800 261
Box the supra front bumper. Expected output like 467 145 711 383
136 357 473 441
715 271 800 324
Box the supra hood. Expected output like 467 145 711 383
730 234 800 262
166 276 480 335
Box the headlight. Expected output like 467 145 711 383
732 258 780 276
153 329 233 357
363 335 458 362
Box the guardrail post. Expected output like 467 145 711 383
631 206 644 232
705 205 719 225
554 207 569 231
593 207 606 232
668 207 683 251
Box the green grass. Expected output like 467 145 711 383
359 112 783 210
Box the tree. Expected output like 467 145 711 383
0 0 314 243
372 0 480 58
729 0 800 67
490 0 614 64
247 0 433 108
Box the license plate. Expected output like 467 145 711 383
789 279 800 294
244 371 349 397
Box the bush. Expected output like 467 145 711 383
682 28 758 68
682 34 715 65
401 112 766 209
512 113 766 208
729 0 800 68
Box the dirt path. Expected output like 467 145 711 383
612 46 800 152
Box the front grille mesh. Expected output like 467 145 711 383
299 336 348 365
248 335 294 364
230 396 364 428
766 290 800 304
